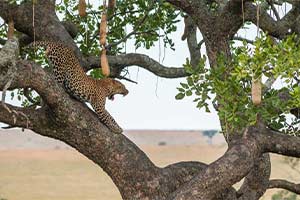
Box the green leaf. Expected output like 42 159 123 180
177 87 185 92
186 90 192 96
180 83 189 89
187 77 193 86
175 93 185 100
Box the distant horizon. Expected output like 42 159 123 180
123 129 220 132
0 128 226 150
0 127 220 132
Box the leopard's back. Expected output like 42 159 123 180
30 41 81 80
31 41 94 101
28 41 128 134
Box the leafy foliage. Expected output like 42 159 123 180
55 0 179 57
176 34 300 133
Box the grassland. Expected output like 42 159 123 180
0 130 299 200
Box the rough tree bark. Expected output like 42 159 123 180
1 0 300 200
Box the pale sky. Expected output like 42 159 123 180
105 20 221 130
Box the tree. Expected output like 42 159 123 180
1 0 300 199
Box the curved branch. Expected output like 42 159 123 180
244 2 300 39
0 39 158 199
0 39 231 200
182 16 201 68
167 127 262 200
0 0 85 65
86 53 188 78
259 129 300 158
269 179 300 194
164 162 238 200
0 102 47 130
237 154 271 200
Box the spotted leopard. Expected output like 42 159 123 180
28 41 128 134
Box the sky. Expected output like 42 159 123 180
0 2 291 131
105 28 222 130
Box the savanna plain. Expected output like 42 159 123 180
0 129 299 200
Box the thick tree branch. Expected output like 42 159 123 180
0 102 46 129
182 15 201 68
237 154 271 200
86 53 188 78
166 0 213 35
167 127 262 200
269 179 300 194
0 38 235 200
215 0 254 39
0 21 78 47
244 2 300 39
2 1 300 199
260 129 300 158
165 0 208 17
0 0 85 65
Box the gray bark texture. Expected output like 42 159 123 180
1 0 300 199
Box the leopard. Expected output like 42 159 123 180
28 41 128 134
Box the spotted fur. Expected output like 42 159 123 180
29 41 128 134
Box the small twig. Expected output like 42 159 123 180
294 76 300 85
24 88 42 107
117 75 138 84
256 1 260 37
1 77 14 114
11 109 29 128
213 102 219 111
269 179 300 194
197 39 205 49
1 79 30 128
2 125 14 129
105 3 155 50
0 99 30 128
264 76 276 92
90 9 146 42
0 23 5 29
105 12 149 49
233 36 255 44
266 0 280 21
107 9 142 21
23 88 39 104
0 38 6 45
57 0 63 5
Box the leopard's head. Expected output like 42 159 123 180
101 78 129 100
